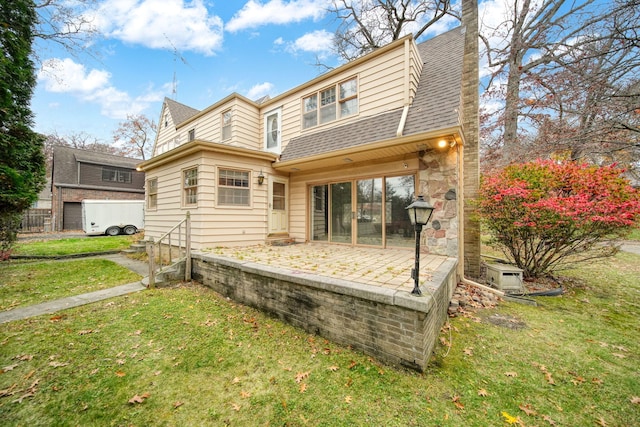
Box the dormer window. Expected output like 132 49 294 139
302 77 358 130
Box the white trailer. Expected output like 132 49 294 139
82 200 145 236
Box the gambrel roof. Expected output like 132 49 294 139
280 27 465 163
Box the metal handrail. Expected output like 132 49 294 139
146 211 191 288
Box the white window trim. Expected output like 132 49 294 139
263 108 282 154
182 166 198 207
302 76 358 130
216 167 252 208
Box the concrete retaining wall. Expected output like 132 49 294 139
192 252 458 371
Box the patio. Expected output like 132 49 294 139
191 243 458 371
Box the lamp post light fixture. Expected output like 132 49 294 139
405 195 435 296
257 170 265 185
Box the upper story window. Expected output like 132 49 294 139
221 110 232 141
147 178 158 209
183 167 198 206
188 128 195 142
302 77 358 130
102 167 132 184
218 169 250 206
264 108 281 154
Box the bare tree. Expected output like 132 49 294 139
112 114 157 160
480 0 602 163
32 0 99 63
480 0 639 169
328 0 458 61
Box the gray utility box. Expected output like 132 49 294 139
486 263 524 292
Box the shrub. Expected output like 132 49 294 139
478 160 640 278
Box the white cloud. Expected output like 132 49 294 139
245 82 275 100
90 0 224 56
38 58 164 119
226 0 327 32
288 30 333 54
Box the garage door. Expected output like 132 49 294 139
63 202 82 230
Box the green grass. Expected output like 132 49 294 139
627 227 640 241
1 248 638 426
0 259 141 310
12 235 138 257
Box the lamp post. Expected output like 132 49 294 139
405 195 435 295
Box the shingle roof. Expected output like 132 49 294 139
280 109 404 162
52 146 141 185
403 27 465 136
164 97 200 126
280 27 465 163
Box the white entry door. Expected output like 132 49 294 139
269 177 288 234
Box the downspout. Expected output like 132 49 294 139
396 104 410 137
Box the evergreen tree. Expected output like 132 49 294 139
0 0 46 257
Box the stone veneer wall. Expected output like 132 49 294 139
418 149 459 258
192 253 458 372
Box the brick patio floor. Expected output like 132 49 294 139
200 243 453 293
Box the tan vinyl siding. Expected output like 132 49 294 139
286 157 421 242
143 150 275 249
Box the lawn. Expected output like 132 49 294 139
0 243 638 426
12 235 138 257
0 259 141 310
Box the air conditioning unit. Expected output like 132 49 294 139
486 263 524 292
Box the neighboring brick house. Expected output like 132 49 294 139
50 146 145 231
138 22 480 280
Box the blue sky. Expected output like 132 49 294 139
31 1 468 145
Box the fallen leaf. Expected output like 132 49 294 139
173 401 184 409
327 365 339 372
631 396 640 404
345 395 352 404
452 395 464 410
596 417 608 426
295 371 310 383
519 403 537 416
240 391 251 398
299 383 307 393
501 411 520 425
348 360 357 369
48 361 69 368
78 330 93 335
115 359 126 365
1 364 18 373
232 377 240 384
16 354 33 361
115 371 126 377
231 403 241 411
611 353 626 359
463 347 474 356
49 315 65 322
544 372 555 385
345 378 353 387
0 384 17 397
505 371 518 377
543 414 557 425
478 389 489 397
128 393 150 404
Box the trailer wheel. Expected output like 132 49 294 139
123 225 137 235
106 226 121 236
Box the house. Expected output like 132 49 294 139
50 146 145 231
138 25 480 280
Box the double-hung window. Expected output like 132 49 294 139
102 167 132 183
221 110 232 140
183 167 198 206
218 169 250 206
147 178 158 209
302 77 358 129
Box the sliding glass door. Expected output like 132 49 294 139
310 174 414 247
